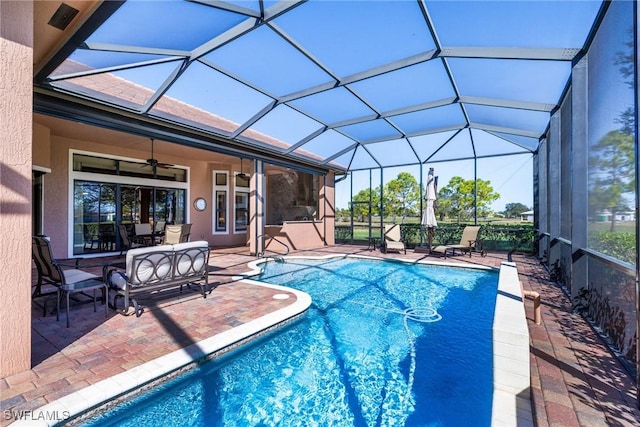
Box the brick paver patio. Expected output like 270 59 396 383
1 245 638 426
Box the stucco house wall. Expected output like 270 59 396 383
33 128 252 257
1 0 33 377
0 1 336 378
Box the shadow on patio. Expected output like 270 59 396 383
0 245 638 426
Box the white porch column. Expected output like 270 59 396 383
249 160 265 256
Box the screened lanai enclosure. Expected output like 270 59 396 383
33 0 639 397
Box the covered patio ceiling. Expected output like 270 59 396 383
33 0 604 174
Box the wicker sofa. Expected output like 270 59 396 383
106 241 210 317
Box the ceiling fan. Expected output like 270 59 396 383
144 138 174 169
237 158 249 179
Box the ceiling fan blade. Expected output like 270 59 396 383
141 158 156 167
237 157 250 178
143 138 175 168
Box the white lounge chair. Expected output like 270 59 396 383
432 226 481 257
383 224 406 254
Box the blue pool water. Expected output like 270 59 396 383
81 257 498 426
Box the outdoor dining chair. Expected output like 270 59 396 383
31 236 105 323
180 223 191 242
83 224 99 250
161 224 183 245
118 224 145 256
159 224 192 245
133 223 154 245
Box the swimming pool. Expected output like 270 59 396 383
79 256 499 426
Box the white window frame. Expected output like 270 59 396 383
233 171 250 234
67 149 189 258
213 170 229 235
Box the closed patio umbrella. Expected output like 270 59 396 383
421 167 438 251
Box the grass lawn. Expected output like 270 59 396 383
588 221 636 234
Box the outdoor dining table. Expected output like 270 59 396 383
134 232 163 246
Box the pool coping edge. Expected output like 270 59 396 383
492 261 534 427
12 282 311 427
17 255 532 427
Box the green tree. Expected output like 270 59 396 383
437 176 500 223
383 172 420 221
614 28 634 135
588 26 636 233
350 187 381 222
588 130 634 231
335 208 350 223
503 202 530 219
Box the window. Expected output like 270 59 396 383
73 153 187 182
73 181 117 255
266 170 320 224
234 172 249 233
213 171 228 233
73 181 186 255
32 170 45 236
70 150 188 256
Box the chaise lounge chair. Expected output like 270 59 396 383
382 224 406 254
432 225 481 257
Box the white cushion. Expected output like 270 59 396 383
126 245 174 285
132 253 173 285
171 241 208 252
63 269 99 284
125 245 173 269
386 241 405 251
108 271 128 289
173 241 208 277
120 241 209 286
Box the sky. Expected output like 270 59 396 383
52 0 605 218
335 153 533 214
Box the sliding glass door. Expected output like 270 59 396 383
73 180 186 255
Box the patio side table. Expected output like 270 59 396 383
368 237 381 251
57 278 108 328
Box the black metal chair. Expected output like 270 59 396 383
83 224 99 250
118 224 145 256
98 223 116 251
